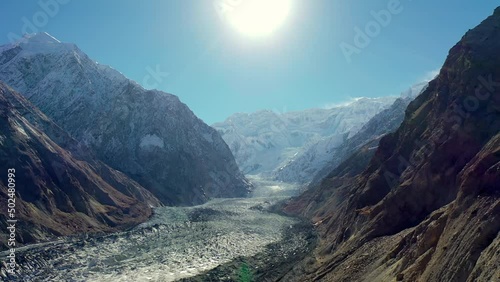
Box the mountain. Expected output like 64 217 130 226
282 7 500 282
0 81 161 250
0 33 251 206
213 97 396 177
304 81 429 185
275 81 430 184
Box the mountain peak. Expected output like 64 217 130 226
0 32 74 54
22 32 61 44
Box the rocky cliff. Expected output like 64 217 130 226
282 7 500 282
0 82 161 250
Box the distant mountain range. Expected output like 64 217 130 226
275 81 430 185
213 97 397 180
214 80 433 185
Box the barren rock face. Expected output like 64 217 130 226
283 7 500 282
0 34 251 206
0 82 161 250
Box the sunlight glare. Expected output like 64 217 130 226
226 0 292 38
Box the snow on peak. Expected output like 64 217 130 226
400 80 431 99
0 32 74 54
22 32 61 44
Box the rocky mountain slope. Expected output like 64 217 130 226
0 33 250 206
275 81 430 184
213 97 396 177
282 7 500 282
0 82 161 250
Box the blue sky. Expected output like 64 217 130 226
1 1 498 124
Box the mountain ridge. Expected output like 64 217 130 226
213 96 396 177
0 33 251 206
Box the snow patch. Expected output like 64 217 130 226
13 122 29 139
140 134 165 149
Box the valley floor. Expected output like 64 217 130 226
0 179 312 282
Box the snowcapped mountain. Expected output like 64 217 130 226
213 97 396 177
275 80 431 184
0 33 251 206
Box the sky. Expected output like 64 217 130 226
0 1 498 124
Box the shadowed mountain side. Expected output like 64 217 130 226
0 82 161 250
281 7 500 282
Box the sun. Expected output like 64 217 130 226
224 0 292 38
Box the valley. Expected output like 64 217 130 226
0 3 499 282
